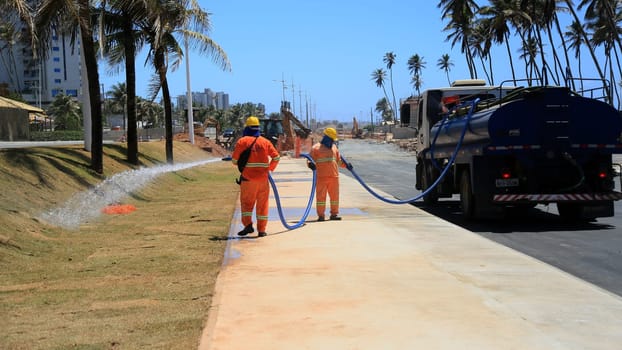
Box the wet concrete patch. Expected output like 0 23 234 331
272 177 312 183
232 207 367 220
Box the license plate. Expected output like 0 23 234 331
495 178 519 187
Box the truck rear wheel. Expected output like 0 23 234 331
460 170 475 219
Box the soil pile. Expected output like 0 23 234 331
173 133 231 157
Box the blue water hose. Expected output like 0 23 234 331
430 100 476 171
342 98 480 205
268 153 316 230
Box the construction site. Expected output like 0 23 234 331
176 99 420 160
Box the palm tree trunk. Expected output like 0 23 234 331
123 15 138 165
612 45 622 95
389 69 397 122
608 46 620 108
78 0 103 174
545 25 562 85
554 17 572 85
479 55 491 84
156 62 173 163
504 33 517 85
466 45 477 79
382 85 393 122
534 29 549 85
578 53 584 91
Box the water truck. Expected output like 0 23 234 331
414 79 622 220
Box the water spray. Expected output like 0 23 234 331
40 158 221 229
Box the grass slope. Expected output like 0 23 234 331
0 141 239 349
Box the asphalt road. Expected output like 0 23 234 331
339 139 622 298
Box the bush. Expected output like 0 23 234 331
30 130 84 141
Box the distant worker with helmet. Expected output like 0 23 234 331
309 127 352 221
232 116 280 237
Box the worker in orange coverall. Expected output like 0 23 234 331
309 127 352 221
232 116 280 237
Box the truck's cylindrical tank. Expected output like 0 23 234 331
430 87 622 150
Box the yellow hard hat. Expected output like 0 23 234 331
246 116 260 127
324 127 338 141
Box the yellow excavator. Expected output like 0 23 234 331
249 104 311 151
352 117 363 139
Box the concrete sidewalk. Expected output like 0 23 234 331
199 157 622 350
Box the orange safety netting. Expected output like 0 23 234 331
102 204 137 215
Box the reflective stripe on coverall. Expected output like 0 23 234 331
232 136 280 232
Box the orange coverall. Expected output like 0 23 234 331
232 136 280 233
310 142 346 218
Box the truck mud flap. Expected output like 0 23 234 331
493 192 622 202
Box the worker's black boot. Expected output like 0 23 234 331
237 224 254 236
329 215 342 221
258 232 267 238
317 216 325 222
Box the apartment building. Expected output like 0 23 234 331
0 23 82 108
176 88 230 110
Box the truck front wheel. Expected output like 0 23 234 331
421 162 439 205
460 170 475 220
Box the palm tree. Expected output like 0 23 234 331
437 54 454 85
579 0 622 56
565 19 587 90
438 0 480 79
100 0 149 165
519 36 543 84
141 0 230 164
48 93 82 130
470 21 494 84
371 68 393 121
539 0 573 85
383 52 398 120
478 0 527 85
563 0 608 100
107 83 127 131
580 0 622 105
375 97 392 123
136 96 162 132
0 21 23 93
1 0 34 51
36 0 104 173
407 54 426 95
411 75 423 96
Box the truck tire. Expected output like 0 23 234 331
460 170 475 219
422 162 439 205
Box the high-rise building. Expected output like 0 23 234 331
215 91 229 110
176 88 229 110
0 24 82 108
204 88 215 107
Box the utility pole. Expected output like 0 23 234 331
272 73 287 109
370 107 374 135
298 88 303 124
184 36 194 144
305 92 309 128
291 79 295 115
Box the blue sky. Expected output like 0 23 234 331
98 0 602 122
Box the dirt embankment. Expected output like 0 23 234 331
173 133 231 157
